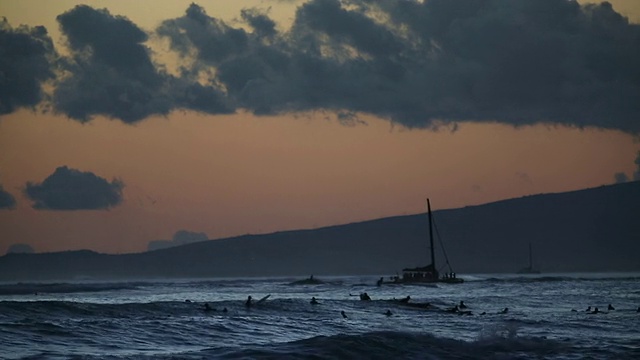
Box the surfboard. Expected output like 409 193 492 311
256 294 270 304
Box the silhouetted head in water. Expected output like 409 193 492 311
204 303 212 311
341 310 348 319
245 296 253 307
222 307 228 313
399 295 411 303
459 301 467 309
586 306 591 312
385 310 393 316
310 297 319 305
500 308 509 314
592 307 599 314
360 293 371 301
608 304 615 311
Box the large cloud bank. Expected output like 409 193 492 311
147 230 208 251
1 0 639 133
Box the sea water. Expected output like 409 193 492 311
0 273 638 359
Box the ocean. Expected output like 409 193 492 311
0 273 638 359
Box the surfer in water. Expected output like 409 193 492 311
360 293 371 301
245 296 253 308
499 307 509 314
608 304 615 311
385 310 393 316
341 310 348 319
399 295 411 304
445 305 459 313
459 301 467 309
310 297 319 305
204 303 213 312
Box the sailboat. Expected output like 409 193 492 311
390 198 463 284
517 243 540 274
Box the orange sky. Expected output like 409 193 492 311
0 0 639 254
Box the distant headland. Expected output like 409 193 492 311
1 181 638 281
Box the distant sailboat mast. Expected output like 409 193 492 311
427 198 436 270
517 242 540 274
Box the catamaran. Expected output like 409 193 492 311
388 198 463 284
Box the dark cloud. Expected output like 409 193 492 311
614 172 629 183
2 1 639 134
0 18 56 114
147 230 208 251
613 151 640 183
158 0 640 133
241 8 278 39
24 166 124 210
0 185 17 209
52 5 231 123
6 243 35 254
158 4 250 65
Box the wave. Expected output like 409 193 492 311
197 331 570 360
0 282 142 296
36 331 570 360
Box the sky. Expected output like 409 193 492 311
1 0 639 254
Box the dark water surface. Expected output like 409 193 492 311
1 273 638 359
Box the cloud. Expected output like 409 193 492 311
0 18 56 114
52 5 231 123
612 151 640 183
156 0 640 133
0 185 17 209
614 172 629 183
2 1 639 133
24 166 124 210
147 230 208 251
6 243 35 254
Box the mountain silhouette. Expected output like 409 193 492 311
1 181 638 281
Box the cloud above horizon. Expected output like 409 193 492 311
0 18 56 115
147 230 208 251
6 243 35 254
1 0 639 133
0 185 17 210
614 150 640 183
24 166 124 210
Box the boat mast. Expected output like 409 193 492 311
427 198 435 269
